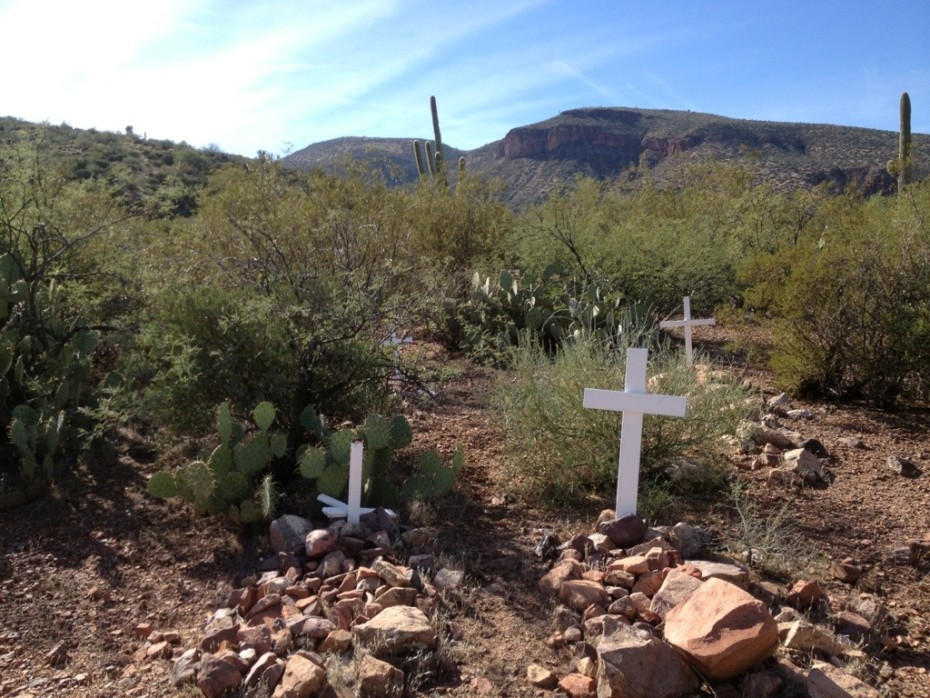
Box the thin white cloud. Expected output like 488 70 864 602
2 0 928 153
545 61 618 103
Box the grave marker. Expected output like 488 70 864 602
583 348 687 516
318 441 396 523
659 296 715 367
381 330 413 381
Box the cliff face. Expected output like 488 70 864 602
496 124 700 164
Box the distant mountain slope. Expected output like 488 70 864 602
280 136 466 186
282 107 930 208
0 116 242 216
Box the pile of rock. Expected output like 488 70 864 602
162 511 458 697
532 512 885 698
733 392 832 487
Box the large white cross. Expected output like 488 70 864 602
583 348 687 517
318 441 396 523
659 296 715 367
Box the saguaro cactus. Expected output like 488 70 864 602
412 95 464 189
899 91 912 193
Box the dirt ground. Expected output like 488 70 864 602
1 337 929 698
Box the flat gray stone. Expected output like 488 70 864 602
353 606 436 652
687 559 749 588
597 624 699 698
269 515 314 554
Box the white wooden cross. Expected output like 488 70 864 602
659 296 715 367
381 330 413 381
583 348 687 517
318 441 396 523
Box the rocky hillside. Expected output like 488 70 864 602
282 107 930 208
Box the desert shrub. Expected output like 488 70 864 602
512 164 770 314
428 265 657 366
494 327 752 511
724 483 816 578
407 172 512 274
0 140 131 506
111 159 424 435
745 182 930 404
117 282 397 435
120 286 296 432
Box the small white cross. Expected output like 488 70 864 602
583 348 687 517
381 330 414 381
659 296 715 367
318 441 396 523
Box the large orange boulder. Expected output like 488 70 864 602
664 578 778 681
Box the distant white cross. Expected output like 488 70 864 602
381 330 414 381
318 441 396 523
583 348 687 517
659 296 715 367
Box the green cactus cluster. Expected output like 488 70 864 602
1 252 99 509
413 96 465 190
148 400 464 523
400 446 464 500
298 407 457 506
147 401 286 523
458 267 631 362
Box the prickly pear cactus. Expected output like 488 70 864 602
297 411 443 510
400 445 465 501
389 415 413 449
362 414 390 450
147 401 287 521
328 429 354 467
0 250 102 507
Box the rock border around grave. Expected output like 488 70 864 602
533 510 892 697
165 511 464 697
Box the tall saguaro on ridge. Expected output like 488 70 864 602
413 96 465 190
898 91 912 194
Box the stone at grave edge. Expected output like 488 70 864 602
596 623 699 698
664 578 778 682
270 515 315 554
598 515 647 548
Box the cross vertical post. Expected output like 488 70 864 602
317 440 397 521
347 441 363 524
583 348 687 516
381 331 414 381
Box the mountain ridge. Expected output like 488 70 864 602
282 107 930 207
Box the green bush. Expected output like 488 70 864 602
119 283 394 434
512 165 767 313
428 266 655 366
121 286 296 432
0 140 131 508
494 331 752 513
746 182 930 404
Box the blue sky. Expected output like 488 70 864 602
2 1 928 157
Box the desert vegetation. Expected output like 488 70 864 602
1 116 929 515
2 113 930 698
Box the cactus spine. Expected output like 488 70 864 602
899 91 912 194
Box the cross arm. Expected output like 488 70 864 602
582 389 687 417
659 318 716 328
